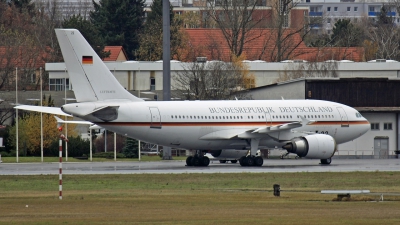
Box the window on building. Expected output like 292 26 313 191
354 7 358 12
371 123 380 130
150 77 155 91
334 7 338 12
49 78 64 91
327 7 331 12
369 6 375 12
347 7 350 11
327 18 331 24
384 123 392 130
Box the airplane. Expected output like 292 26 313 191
15 29 370 167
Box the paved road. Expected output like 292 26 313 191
1 159 399 175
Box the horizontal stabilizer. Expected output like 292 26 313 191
14 105 71 117
54 116 93 125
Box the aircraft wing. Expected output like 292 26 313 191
252 116 316 136
14 105 72 117
200 117 316 140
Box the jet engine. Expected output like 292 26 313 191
282 134 336 159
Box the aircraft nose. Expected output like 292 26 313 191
361 120 370 135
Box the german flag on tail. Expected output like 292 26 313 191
82 56 93 64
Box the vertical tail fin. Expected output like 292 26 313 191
55 29 143 102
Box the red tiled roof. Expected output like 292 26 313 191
182 29 364 62
103 46 128 61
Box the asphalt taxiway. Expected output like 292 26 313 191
1 159 399 175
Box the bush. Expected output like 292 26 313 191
48 136 90 157
0 151 10 157
122 138 138 158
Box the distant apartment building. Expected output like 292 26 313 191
298 0 399 34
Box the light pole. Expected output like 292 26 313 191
64 68 68 161
40 67 43 162
15 67 18 163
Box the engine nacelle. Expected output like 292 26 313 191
282 134 336 159
209 150 247 159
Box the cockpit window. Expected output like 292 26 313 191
355 113 363 118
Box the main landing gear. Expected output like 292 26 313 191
320 158 332 165
239 155 263 167
186 151 210 167
240 138 264 167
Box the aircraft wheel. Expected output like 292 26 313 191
254 156 263 167
231 160 238 164
320 158 332 165
219 160 227 163
192 157 201 166
201 157 210 167
239 156 247 166
186 156 193 166
245 156 255 167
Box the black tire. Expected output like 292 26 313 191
201 157 210 167
320 158 332 165
219 160 227 163
186 156 193 166
254 156 263 167
239 156 247 166
231 160 238 164
246 156 255 167
192 157 201 166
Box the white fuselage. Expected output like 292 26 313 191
62 99 370 151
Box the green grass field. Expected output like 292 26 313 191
0 172 400 224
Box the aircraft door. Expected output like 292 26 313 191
336 107 349 127
149 107 162 129
264 112 272 126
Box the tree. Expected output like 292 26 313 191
202 0 267 59
135 0 185 61
122 138 138 158
262 0 314 62
7 95 77 155
90 0 145 59
173 55 253 100
62 14 110 59
364 5 400 60
277 61 338 82
331 19 364 47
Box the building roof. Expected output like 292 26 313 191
103 46 128 61
183 29 364 62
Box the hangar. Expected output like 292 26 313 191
246 77 400 158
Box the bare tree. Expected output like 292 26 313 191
261 0 319 62
277 61 338 82
202 0 268 58
173 59 252 100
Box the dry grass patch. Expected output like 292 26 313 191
0 172 400 224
